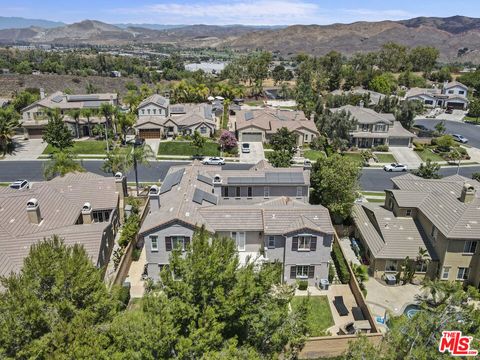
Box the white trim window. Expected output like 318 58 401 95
463 241 477 254
296 186 303 198
296 265 310 279
441 266 450 280
172 236 186 251
385 260 397 272
415 261 428 273
267 236 275 248
457 267 469 281
150 235 158 251
231 231 246 251
298 236 311 251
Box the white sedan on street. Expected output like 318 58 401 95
383 163 408 172
202 157 225 165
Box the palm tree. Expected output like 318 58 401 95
131 143 155 195
0 107 21 156
102 147 132 175
117 112 136 144
100 103 116 131
81 108 93 137
43 151 85 180
68 109 82 138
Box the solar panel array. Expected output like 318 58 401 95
244 111 254 121
227 171 304 185
67 95 100 102
204 105 213 120
83 100 104 108
192 188 218 205
277 112 289 121
51 95 64 103
159 169 184 194
170 105 185 114
197 174 212 185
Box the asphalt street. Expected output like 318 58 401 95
1 160 479 191
415 119 480 148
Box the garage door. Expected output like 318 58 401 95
139 129 161 139
446 102 466 110
28 128 44 139
241 132 263 142
389 137 410 147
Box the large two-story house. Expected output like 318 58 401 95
21 91 118 139
0 172 127 282
135 94 217 139
139 160 335 286
330 105 415 148
405 81 469 110
353 174 480 288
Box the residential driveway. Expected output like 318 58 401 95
435 110 466 122
2 136 47 161
239 142 264 163
389 147 421 168
145 139 160 159
415 119 480 149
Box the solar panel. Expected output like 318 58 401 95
244 111 254 121
67 95 100 102
83 100 104 108
197 174 212 185
160 169 184 194
227 172 305 185
170 105 185 114
192 188 218 205
203 105 213 120
51 95 64 103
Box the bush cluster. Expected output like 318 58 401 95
297 280 308 290
331 241 351 284
373 144 389 152
118 214 140 248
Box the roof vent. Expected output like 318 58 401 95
460 183 476 203
26 198 41 224
213 174 222 184
114 172 123 179
26 198 38 209
149 185 160 196
82 202 92 213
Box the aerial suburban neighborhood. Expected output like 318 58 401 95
0 2 480 359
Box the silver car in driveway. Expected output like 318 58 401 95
202 157 225 165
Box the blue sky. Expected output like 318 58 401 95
1 0 479 25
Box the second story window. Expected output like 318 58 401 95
361 124 369 132
222 187 229 197
298 236 311 250
463 241 477 254
142 109 145 114
236 187 241 197
456 267 469 280
247 187 252 197
268 236 275 248
374 124 386 132
150 235 158 251
296 186 302 197
459 90 465 95
152 109 156 114
147 109 150 114
264 186 270 198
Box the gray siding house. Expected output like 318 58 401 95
139 161 335 286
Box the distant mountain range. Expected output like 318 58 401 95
0 16 64 30
1 16 480 62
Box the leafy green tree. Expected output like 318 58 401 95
467 98 480 120
396 100 423 130
15 60 33 74
68 108 82 138
436 134 455 152
316 110 357 152
321 51 343 91
344 334 382 360
408 46 439 72
43 151 85 179
116 112 136 144
369 72 397 95
11 90 39 113
434 121 446 135
0 106 21 156
412 159 441 179
131 143 154 195
102 146 132 175
398 70 427 88
430 66 452 82
379 42 408 72
192 130 207 155
42 109 73 150
0 236 117 358
81 108 94 137
270 127 297 156
310 154 360 221
268 151 293 168
100 103 116 132
85 81 98 94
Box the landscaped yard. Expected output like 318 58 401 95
158 141 220 156
43 140 109 155
304 150 326 161
375 153 396 163
415 149 444 162
343 152 363 163
291 296 334 336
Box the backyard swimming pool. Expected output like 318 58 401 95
404 304 421 318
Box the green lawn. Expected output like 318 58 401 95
367 198 386 203
463 116 480 124
291 296 334 336
375 153 396 163
158 141 220 156
43 140 109 155
304 150 326 161
245 100 264 106
361 191 385 196
343 152 363 163
416 149 444 162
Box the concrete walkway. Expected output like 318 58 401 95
389 147 422 168
126 245 147 298
338 237 361 266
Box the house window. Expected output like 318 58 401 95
463 241 477 254
147 109 151 114
236 187 241 197
374 124 386 132
247 187 252 198
264 186 270 198
456 267 469 280
200 126 207 134
172 236 186 251
268 236 275 248
153 109 156 114
296 265 310 279
385 260 397 272
406 209 412 216
425 100 433 105
441 266 450 280
459 90 465 95
448 90 454 94
93 210 111 223
222 187 229 197
304 134 308 141
361 124 369 132
150 235 158 251
298 236 311 251
231 231 246 251
296 186 302 197
415 261 428 273
430 225 438 240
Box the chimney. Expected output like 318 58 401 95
40 88 45 99
212 174 222 197
460 183 476 203
114 172 127 201
149 185 160 211
26 198 42 224
310 113 314 121
82 202 93 224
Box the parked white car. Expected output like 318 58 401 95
9 179 30 190
202 157 225 165
241 143 250 153
451 134 468 144
383 163 408 172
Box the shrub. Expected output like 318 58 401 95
373 145 389 152
118 214 140 248
132 247 141 261
413 144 424 151
331 241 351 284
297 280 308 290
116 285 131 310
473 172 480 182
328 263 335 283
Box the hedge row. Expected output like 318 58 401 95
331 241 351 284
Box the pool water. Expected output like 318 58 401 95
404 304 421 318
